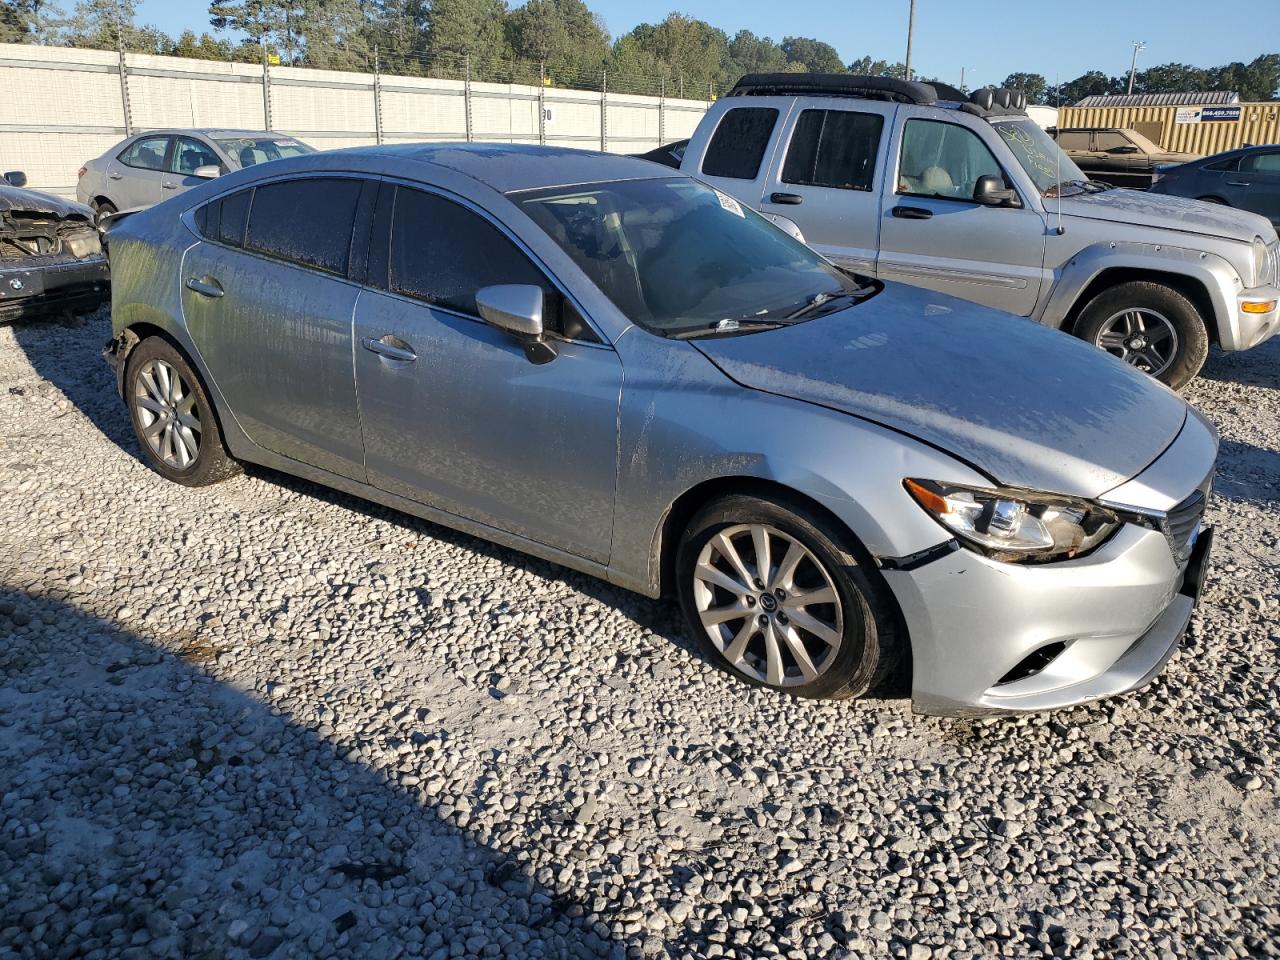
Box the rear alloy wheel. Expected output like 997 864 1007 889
1074 281 1208 390
676 493 900 699
125 337 240 486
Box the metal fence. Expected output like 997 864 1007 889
0 42 712 199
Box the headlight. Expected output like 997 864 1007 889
904 479 1121 563
1251 237 1269 287
62 229 101 259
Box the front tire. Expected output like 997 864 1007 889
1074 281 1209 390
125 337 240 486
93 199 117 225
675 493 900 699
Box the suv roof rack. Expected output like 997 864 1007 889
728 73 942 105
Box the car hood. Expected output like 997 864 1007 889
0 185 94 221
692 284 1188 499
1060 187 1273 242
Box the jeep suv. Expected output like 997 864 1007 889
674 74 1279 389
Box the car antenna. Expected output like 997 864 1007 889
1054 72 1065 236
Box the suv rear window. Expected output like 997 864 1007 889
702 107 778 180
782 109 883 191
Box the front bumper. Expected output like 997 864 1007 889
0 255 109 320
1228 284 1280 352
885 521 1210 718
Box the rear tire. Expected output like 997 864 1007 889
1073 281 1209 390
675 492 901 700
125 337 240 487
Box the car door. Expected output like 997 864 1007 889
110 135 172 209
162 135 223 198
181 175 372 481
1093 131 1140 186
757 100 892 275
877 112 1048 316
1234 150 1280 227
353 183 622 564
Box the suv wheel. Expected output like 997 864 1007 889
675 493 900 699
1074 281 1209 390
125 337 240 486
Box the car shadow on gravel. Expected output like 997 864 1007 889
0 586 622 959
8 310 150 470
1213 439 1280 506
1197 341 1280 390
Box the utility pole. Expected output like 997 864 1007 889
959 66 968 93
904 0 916 82
1127 40 1146 95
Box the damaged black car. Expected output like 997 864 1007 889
1 170 109 321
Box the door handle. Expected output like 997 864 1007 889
163 181 179 189
891 205 933 220
1226 180 1250 187
362 336 417 362
769 192 803 205
108 172 123 180
185 277 224 298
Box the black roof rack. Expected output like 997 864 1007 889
728 73 941 105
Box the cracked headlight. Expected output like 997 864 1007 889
904 479 1121 563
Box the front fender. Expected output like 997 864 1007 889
1037 240 1241 340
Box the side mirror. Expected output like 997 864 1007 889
1111 145 1140 155
973 174 1019 207
476 284 558 364
192 165 221 179
4 170 27 188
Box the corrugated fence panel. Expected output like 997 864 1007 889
1061 102 1280 155
0 42 711 197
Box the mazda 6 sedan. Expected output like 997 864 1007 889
104 144 1217 716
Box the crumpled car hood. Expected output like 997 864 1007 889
0 185 94 221
692 283 1188 499
1060 188 1275 242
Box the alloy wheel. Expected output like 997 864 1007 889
691 523 844 688
1094 308 1179 378
133 358 201 469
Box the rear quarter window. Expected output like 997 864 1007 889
702 107 779 180
195 189 252 248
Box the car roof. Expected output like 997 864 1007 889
131 129 292 140
334 143 672 193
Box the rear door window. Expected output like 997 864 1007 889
702 107 779 180
118 136 170 171
245 178 362 275
782 109 883 191
1055 131 1091 151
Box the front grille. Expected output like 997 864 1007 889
1164 486 1207 560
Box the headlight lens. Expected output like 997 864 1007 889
62 229 101 259
1251 237 1269 287
904 479 1121 563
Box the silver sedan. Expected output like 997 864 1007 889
103 145 1217 715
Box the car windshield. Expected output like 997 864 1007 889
992 120 1088 196
215 136 314 168
517 177 864 336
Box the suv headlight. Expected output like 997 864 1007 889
904 479 1121 563
1251 237 1270 287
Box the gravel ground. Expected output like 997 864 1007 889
1 309 1278 960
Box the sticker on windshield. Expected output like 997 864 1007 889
714 190 745 217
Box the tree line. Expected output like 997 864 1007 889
3 0 1278 101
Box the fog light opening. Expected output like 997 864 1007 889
996 641 1068 686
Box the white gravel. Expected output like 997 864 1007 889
1 309 1278 959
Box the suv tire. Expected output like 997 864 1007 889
1074 281 1209 390
125 337 241 486
675 492 901 699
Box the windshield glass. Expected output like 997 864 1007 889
216 136 314 168
517 177 861 336
992 120 1086 195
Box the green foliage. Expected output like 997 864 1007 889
779 36 842 74
1001 72 1047 103
1 0 63 43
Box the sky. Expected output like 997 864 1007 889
135 0 1280 91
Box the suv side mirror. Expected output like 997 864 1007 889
973 175 1019 208
3 170 27 188
192 165 221 179
476 284 558 364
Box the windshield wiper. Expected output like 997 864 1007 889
785 287 872 320
669 318 792 340
1046 178 1113 198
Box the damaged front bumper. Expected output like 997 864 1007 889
0 255 109 320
